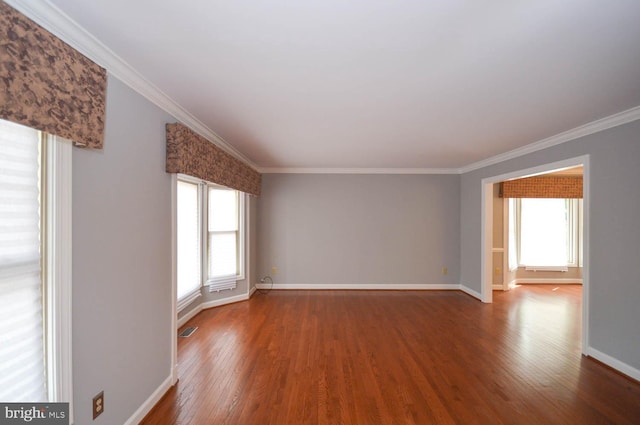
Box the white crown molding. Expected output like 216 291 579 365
259 105 640 175
460 105 640 174
5 0 259 170
258 167 459 174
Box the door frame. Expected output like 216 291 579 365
480 154 590 354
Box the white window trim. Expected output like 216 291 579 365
173 177 247 308
44 135 74 422
177 287 201 313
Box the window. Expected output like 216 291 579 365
176 178 202 311
175 178 245 307
516 198 581 268
206 185 244 292
0 119 72 410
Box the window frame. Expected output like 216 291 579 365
174 176 246 300
43 134 74 418
0 125 73 414
175 174 204 312
204 183 245 291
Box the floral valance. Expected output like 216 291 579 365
501 176 583 199
0 1 106 148
166 123 261 196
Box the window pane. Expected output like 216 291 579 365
208 188 237 232
520 198 568 267
177 181 200 299
209 232 237 278
0 119 46 402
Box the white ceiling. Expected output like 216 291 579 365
42 0 640 170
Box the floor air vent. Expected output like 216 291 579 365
179 327 198 337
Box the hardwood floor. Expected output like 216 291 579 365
141 286 640 424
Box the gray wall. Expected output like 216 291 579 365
257 174 460 285
460 119 640 371
73 77 174 424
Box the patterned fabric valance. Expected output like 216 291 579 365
501 176 583 199
0 1 106 148
166 123 261 196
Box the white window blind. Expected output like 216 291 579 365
0 119 46 402
208 188 239 281
176 180 201 302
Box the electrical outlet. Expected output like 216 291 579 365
442 267 448 275
271 266 278 275
93 391 104 420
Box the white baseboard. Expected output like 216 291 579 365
254 283 460 290
249 285 257 297
492 284 507 290
586 346 640 382
123 375 173 425
459 285 482 300
201 293 249 309
515 278 583 285
177 304 203 329
177 293 251 329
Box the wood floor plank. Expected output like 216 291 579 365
141 286 640 424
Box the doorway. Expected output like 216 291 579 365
480 155 590 354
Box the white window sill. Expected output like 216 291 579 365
523 266 569 272
177 288 201 313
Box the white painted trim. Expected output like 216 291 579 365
460 106 640 173
177 289 201 313
170 175 178 386
245 194 252 300
254 283 460 290
491 247 505 253
249 285 257 297
459 285 482 300
178 291 254 329
45 137 74 422
258 167 459 174
586 347 640 382
201 293 249 309
4 0 258 171
514 278 583 285
123 375 173 425
582 157 591 353
259 106 640 174
480 154 590 355
492 284 506 291
502 196 510 291
481 183 493 303
524 266 568 272
177 304 203 329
